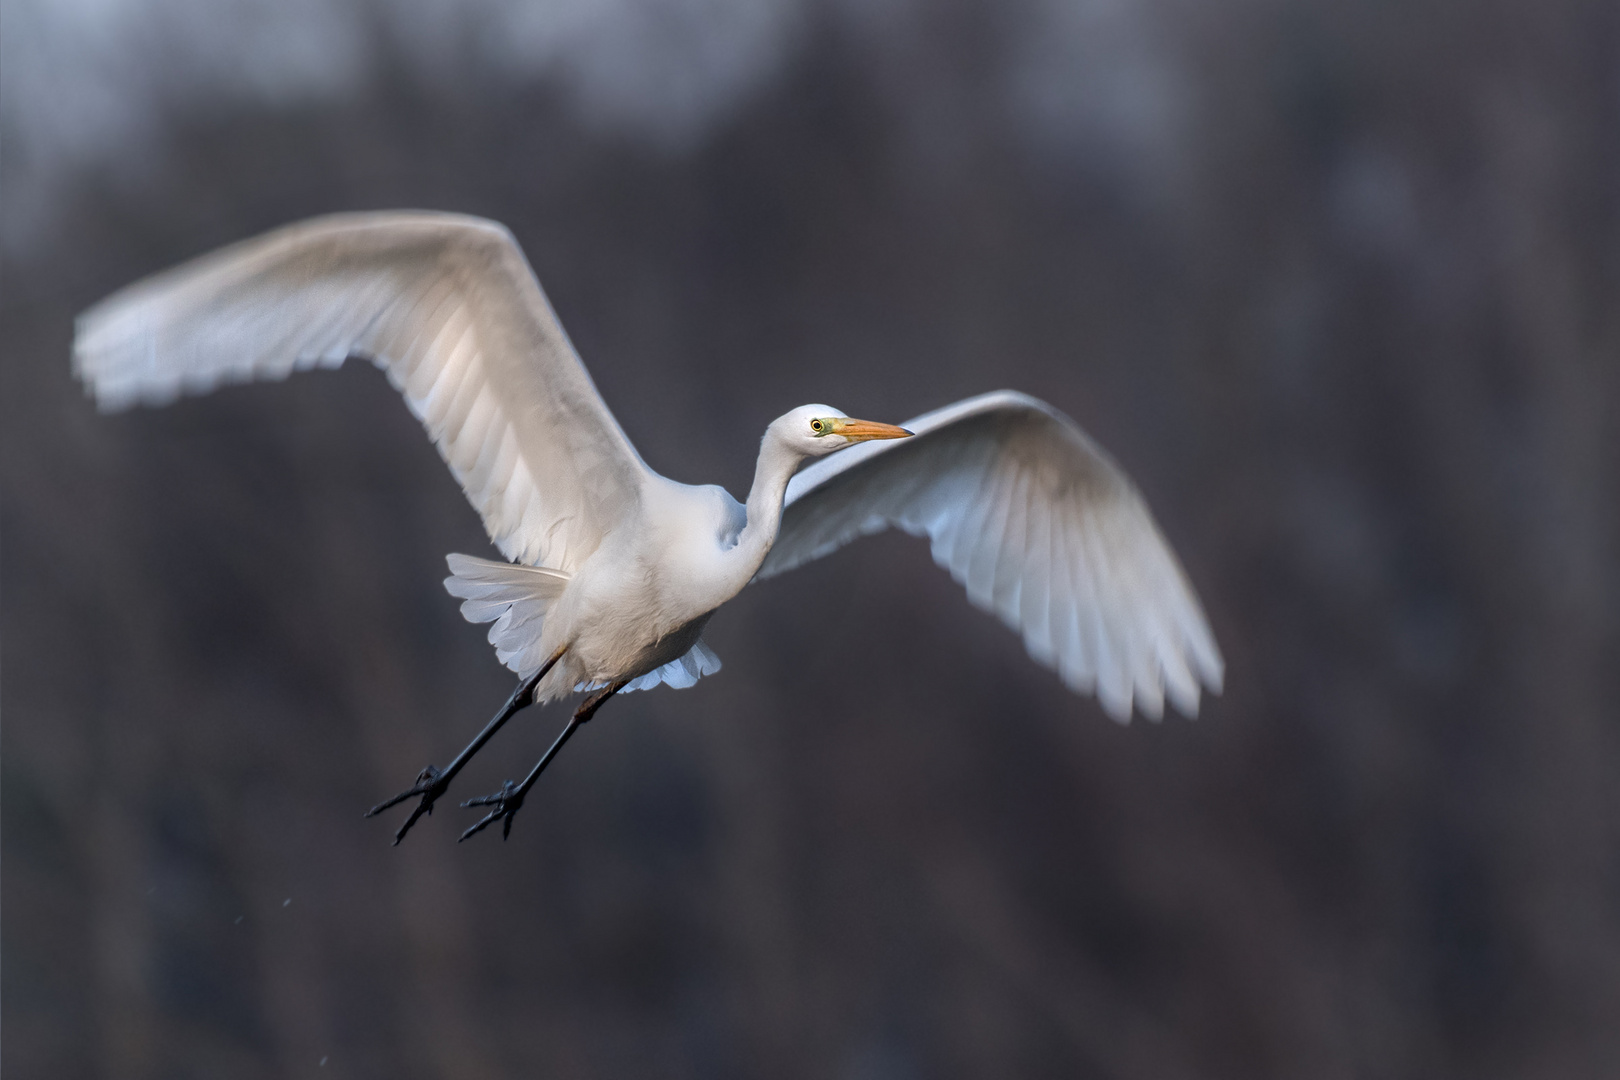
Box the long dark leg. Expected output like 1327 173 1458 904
366 646 567 845
459 677 629 842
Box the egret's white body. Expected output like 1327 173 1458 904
74 212 1223 838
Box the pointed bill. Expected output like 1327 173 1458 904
833 418 913 442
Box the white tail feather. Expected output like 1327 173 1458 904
445 553 722 693
444 553 570 678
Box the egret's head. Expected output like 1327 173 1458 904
771 404 913 458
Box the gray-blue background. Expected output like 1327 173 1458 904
4 1 1617 1076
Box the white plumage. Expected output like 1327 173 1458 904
74 211 1223 840
762 392 1223 720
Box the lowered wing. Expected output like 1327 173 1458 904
757 391 1223 721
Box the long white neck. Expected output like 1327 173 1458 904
726 431 805 585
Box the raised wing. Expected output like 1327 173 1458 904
757 391 1223 721
74 211 650 571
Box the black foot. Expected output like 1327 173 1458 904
459 781 527 842
365 764 450 845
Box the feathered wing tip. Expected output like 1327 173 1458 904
443 553 570 678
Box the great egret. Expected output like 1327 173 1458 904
74 211 1223 843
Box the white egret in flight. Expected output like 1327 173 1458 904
74 212 1223 843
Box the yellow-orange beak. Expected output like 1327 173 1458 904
830 417 914 442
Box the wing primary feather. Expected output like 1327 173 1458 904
1019 476 1055 666
461 408 516 501
963 460 1018 609
1178 572 1225 694
1052 502 1093 695
1080 508 1132 721
396 288 466 394
1134 543 1193 719
446 384 498 472
894 450 955 538
1097 508 1159 720
375 273 462 387
429 344 489 445
1157 604 1203 719
418 318 480 430
358 272 435 366
344 274 414 360
404 302 471 405
991 463 1032 626
877 443 944 533
950 451 1009 592
927 440 988 573
291 282 375 369
301 284 379 368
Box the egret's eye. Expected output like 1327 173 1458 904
810 418 825 435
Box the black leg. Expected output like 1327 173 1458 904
459 677 628 842
366 646 566 845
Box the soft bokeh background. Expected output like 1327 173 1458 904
3 1 1617 1077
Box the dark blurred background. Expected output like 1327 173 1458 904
3 0 1617 1077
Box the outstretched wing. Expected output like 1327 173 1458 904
74 211 650 571
756 391 1223 721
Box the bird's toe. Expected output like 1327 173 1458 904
458 781 526 842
